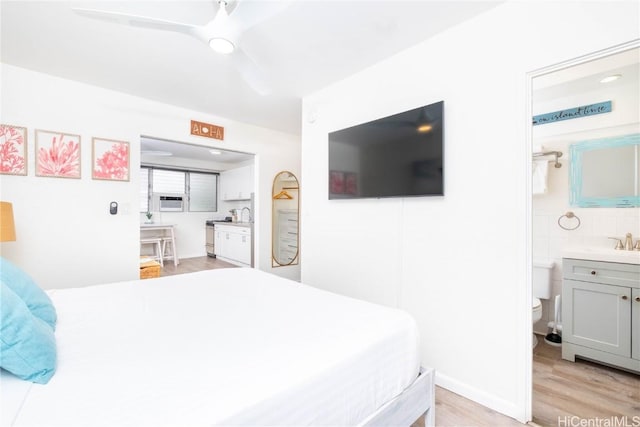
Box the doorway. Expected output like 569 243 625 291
140 136 256 268
528 41 640 423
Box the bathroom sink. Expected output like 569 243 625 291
563 246 640 265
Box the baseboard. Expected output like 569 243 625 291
435 372 522 422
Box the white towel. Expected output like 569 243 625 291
532 159 549 195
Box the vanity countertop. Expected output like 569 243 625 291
563 247 640 265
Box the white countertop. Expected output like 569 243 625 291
563 247 640 265
208 221 252 228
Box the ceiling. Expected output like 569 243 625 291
1 0 503 135
140 136 254 165
533 47 639 103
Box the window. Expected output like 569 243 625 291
140 167 218 212
152 169 186 194
189 172 217 212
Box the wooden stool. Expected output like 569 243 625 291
161 237 175 264
140 237 163 267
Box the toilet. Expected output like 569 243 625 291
532 260 554 348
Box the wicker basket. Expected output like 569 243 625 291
140 259 161 279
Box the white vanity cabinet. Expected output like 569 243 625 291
214 225 251 267
220 165 254 201
562 258 640 372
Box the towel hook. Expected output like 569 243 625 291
558 211 581 231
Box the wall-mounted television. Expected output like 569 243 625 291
328 100 444 199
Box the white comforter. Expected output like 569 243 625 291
2 268 420 426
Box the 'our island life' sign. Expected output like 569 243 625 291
532 101 612 126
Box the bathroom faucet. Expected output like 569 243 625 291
241 207 252 223
609 237 624 250
609 233 638 250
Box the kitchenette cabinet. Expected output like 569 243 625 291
220 165 254 201
214 224 251 267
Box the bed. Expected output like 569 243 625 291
1 267 434 426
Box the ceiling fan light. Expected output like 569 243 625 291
417 124 433 133
209 38 234 54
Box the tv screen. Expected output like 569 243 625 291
328 100 444 199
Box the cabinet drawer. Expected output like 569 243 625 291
216 225 251 235
563 258 640 288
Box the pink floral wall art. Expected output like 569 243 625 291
35 130 81 178
92 138 130 181
0 124 27 176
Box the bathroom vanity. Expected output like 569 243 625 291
562 252 640 373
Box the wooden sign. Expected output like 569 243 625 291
532 101 611 126
190 120 224 140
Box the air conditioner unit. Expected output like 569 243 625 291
155 194 185 212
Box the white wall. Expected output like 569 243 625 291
300 1 639 422
532 73 640 333
0 64 301 288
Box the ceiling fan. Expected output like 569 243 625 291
72 0 291 95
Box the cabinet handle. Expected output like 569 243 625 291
621 295 628 300
635 297 640 302
590 270 596 275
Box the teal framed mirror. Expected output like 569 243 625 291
569 133 640 207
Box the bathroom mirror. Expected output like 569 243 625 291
570 133 640 207
272 171 299 267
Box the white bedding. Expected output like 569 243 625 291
2 268 420 426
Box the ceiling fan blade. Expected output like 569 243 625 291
72 8 197 36
231 48 272 95
229 0 294 33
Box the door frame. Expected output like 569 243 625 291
523 38 640 422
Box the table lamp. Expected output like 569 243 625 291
0 201 16 242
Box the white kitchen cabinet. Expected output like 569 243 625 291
220 165 254 201
562 258 640 373
214 224 251 267
214 228 225 258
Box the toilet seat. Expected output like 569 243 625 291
533 297 541 310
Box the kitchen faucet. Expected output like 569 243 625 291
241 207 252 223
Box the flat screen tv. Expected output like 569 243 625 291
328 100 444 199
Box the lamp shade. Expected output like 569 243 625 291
0 201 16 242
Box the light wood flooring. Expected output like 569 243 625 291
434 387 524 426
159 255 236 277
429 339 639 427
156 260 640 426
532 337 640 427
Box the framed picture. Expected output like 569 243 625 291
329 170 345 194
92 137 130 181
345 172 357 195
35 129 81 178
0 124 27 176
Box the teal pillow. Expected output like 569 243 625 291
0 257 56 330
0 282 57 384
